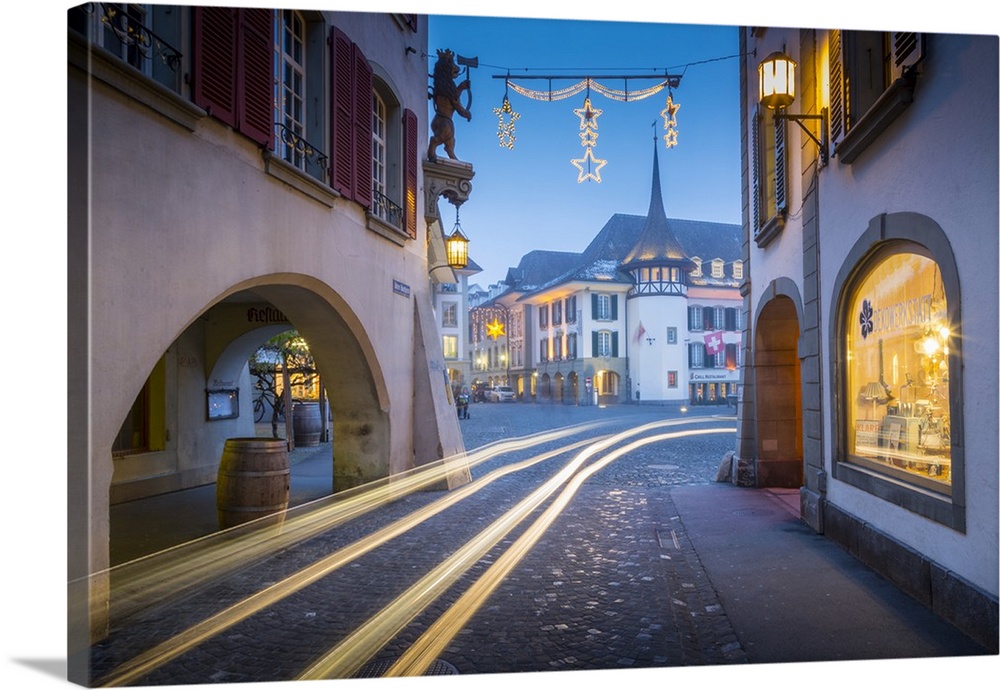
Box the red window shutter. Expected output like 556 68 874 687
404 109 419 239
330 26 356 197
236 8 274 149
352 47 373 208
192 6 237 128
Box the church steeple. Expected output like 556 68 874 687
621 140 689 268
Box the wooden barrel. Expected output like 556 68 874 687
292 401 322 447
216 437 290 529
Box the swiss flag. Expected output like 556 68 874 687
704 331 725 355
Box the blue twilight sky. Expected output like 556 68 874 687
427 13 742 287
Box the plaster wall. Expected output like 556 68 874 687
627 294 688 401
818 33 999 596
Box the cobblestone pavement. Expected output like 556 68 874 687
93 402 750 685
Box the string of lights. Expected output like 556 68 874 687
476 52 743 181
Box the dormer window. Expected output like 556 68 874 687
711 259 724 278
691 257 703 276
733 261 744 280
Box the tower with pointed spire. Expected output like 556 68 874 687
620 142 696 402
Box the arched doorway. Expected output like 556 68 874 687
753 295 803 487
553 372 564 403
539 373 551 401
567 371 579 405
595 370 620 404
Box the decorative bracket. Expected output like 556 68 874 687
423 158 475 224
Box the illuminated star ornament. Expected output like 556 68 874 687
493 91 520 150
486 318 506 340
661 93 680 148
571 93 607 183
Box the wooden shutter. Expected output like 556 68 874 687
751 107 761 232
353 47 373 208
611 332 619 358
330 26 356 197
828 29 845 152
192 7 272 147
237 8 274 148
774 115 786 212
403 108 419 239
610 295 618 320
592 331 599 357
591 294 599 319
192 7 238 128
891 32 924 79
330 26 373 205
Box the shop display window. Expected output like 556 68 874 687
846 250 952 494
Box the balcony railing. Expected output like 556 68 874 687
275 123 328 182
73 3 183 92
372 189 404 229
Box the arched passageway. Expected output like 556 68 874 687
753 296 803 487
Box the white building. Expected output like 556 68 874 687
737 26 998 649
68 4 473 667
471 145 742 405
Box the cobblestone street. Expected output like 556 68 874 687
91 401 988 687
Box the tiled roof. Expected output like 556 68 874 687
502 145 741 297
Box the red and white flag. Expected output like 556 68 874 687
704 331 725 355
634 321 647 344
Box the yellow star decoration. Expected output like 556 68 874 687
571 147 608 183
486 318 506 340
493 95 520 150
661 95 680 148
573 97 602 129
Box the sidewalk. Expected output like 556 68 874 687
671 483 991 663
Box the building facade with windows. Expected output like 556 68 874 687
68 4 474 665
738 26 997 649
471 146 741 405
432 257 481 391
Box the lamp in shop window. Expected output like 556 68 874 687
757 50 829 164
861 381 887 420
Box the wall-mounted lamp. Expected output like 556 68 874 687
445 207 470 269
758 51 829 164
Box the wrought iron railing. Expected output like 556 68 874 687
275 123 328 180
372 189 404 229
75 3 183 91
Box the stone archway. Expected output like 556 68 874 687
753 295 803 487
553 372 565 403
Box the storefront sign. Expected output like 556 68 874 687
689 371 737 382
247 307 288 323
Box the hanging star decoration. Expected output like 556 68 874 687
493 92 520 150
570 94 607 183
486 318 506 340
661 93 680 148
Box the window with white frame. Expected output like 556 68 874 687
565 295 577 323
688 342 704 368
370 77 405 229
442 335 458 359
667 327 677 344
441 302 458 328
277 9 307 170
597 330 612 357
595 294 613 320
733 261 744 280
711 259 724 278
688 305 703 331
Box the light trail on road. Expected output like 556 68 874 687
297 420 734 680
99 420 613 623
384 427 734 676
97 436 602 687
95 416 734 686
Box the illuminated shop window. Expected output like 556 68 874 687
846 250 951 494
